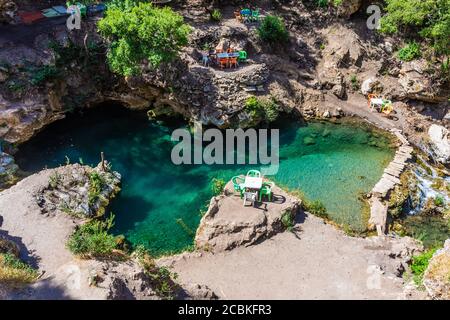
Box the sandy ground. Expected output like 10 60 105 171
162 213 419 300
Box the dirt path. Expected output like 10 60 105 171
161 213 422 300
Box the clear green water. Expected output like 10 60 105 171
15 105 395 255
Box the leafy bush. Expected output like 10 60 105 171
317 0 328 7
0 253 38 287
211 178 226 196
244 96 280 123
67 214 118 257
210 9 222 21
397 42 422 61
281 210 295 231
98 2 191 76
411 248 437 285
30 65 59 85
88 171 105 206
257 15 289 44
333 0 343 5
380 0 450 55
434 196 445 207
350 74 359 90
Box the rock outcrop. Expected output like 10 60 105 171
423 239 450 300
337 0 362 18
35 162 121 217
0 0 16 24
427 124 450 166
0 151 18 188
398 60 448 103
195 181 300 252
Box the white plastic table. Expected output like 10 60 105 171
244 176 263 190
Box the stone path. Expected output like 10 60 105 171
369 129 413 235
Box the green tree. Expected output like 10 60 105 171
98 2 191 76
257 15 289 44
380 0 450 55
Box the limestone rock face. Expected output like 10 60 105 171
35 163 121 217
428 124 450 165
361 77 381 95
398 60 448 103
423 239 450 300
337 0 362 18
195 181 300 252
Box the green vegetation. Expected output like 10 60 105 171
333 0 343 5
257 15 289 44
211 178 226 196
244 96 280 124
98 2 191 76
134 245 179 299
281 210 295 231
67 214 119 258
49 171 62 189
0 253 38 287
304 199 329 219
30 65 59 85
397 41 422 61
317 0 329 7
410 248 437 285
88 171 105 206
350 74 359 90
210 9 222 21
434 195 445 207
380 0 450 55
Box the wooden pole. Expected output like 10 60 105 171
101 152 105 171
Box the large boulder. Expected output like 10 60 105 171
423 239 450 300
195 181 300 252
427 124 450 166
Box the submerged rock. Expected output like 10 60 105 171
423 239 450 300
195 181 300 253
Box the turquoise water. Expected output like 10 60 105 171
16 105 394 254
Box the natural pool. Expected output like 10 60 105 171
16 105 395 255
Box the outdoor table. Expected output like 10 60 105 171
216 52 240 59
244 176 263 190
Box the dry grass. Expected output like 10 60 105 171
0 253 38 288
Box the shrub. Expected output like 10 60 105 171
434 196 445 207
98 2 191 76
411 248 437 285
333 0 343 5
317 0 328 7
134 245 179 299
244 96 280 123
350 74 359 90
281 210 295 231
397 42 422 61
380 0 450 55
67 214 118 257
257 15 289 44
0 253 38 287
210 9 222 21
211 178 226 196
30 65 59 85
88 171 105 206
